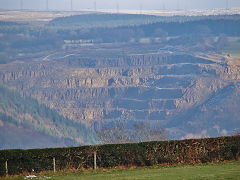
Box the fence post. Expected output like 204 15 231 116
53 157 56 173
94 151 97 170
5 160 8 176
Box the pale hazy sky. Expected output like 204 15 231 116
1 0 240 10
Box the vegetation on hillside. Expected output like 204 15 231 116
0 85 96 149
47 14 240 29
0 14 240 64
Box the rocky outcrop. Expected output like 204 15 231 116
0 52 239 138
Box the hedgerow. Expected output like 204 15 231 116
0 136 239 176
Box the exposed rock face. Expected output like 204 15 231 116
0 52 239 139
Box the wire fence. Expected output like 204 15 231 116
0 136 239 176
1 153 97 176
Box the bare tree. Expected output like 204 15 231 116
132 122 166 142
94 121 166 144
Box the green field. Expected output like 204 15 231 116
1 161 240 180
223 38 240 58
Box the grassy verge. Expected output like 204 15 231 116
1 161 239 180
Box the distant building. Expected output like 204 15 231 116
63 39 94 49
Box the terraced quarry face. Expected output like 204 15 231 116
1 43 239 139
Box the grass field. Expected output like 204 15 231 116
1 161 240 180
222 37 240 66
223 37 240 58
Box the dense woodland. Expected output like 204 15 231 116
0 85 95 148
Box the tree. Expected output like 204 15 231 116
94 120 166 144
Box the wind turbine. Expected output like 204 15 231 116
20 0 23 10
116 3 119 13
46 0 49 11
177 0 180 10
226 0 229 9
162 2 166 10
184 0 188 10
94 1 97 11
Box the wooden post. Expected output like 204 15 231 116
94 151 97 170
53 157 56 173
5 160 8 176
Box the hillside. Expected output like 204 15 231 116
0 85 96 149
1 47 239 140
47 14 240 29
0 13 240 147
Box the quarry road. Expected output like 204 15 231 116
42 52 79 61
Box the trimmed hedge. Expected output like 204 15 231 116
0 136 239 176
